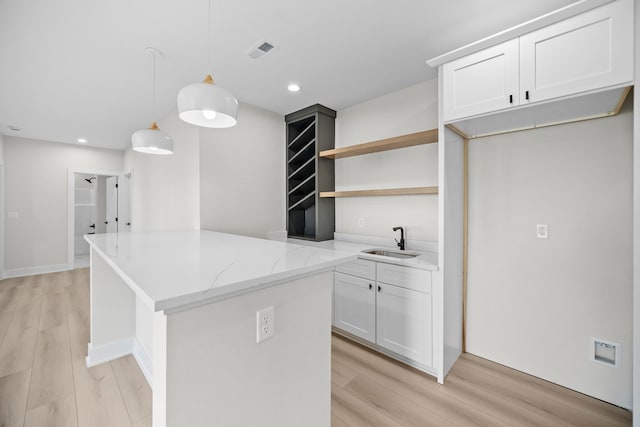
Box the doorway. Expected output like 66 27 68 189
67 169 132 269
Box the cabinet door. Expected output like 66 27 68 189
443 39 519 122
334 272 375 342
519 0 633 104
376 283 432 367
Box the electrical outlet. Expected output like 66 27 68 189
536 224 548 239
256 306 274 343
358 217 365 228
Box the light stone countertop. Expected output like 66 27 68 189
85 230 356 311
288 237 439 271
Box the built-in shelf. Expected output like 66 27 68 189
319 129 438 159
289 191 316 210
286 104 336 242
320 187 439 198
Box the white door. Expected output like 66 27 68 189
519 0 633 104
443 38 519 122
117 174 131 232
106 176 118 233
376 283 432 367
333 272 376 343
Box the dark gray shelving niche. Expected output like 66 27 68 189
285 104 336 241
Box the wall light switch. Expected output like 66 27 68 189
357 218 365 228
536 224 548 239
7 211 18 219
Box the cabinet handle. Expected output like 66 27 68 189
525 90 530 101
509 94 513 104
369 283 372 290
377 285 381 292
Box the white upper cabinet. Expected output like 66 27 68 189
442 0 633 123
519 0 633 105
443 39 519 122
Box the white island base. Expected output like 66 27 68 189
85 231 354 427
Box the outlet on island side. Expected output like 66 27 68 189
536 224 549 239
256 306 275 343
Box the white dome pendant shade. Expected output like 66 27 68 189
177 0 238 129
131 47 174 155
132 122 174 155
177 74 238 128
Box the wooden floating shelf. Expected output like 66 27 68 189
320 187 438 198
318 129 438 159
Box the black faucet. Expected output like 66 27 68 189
393 226 405 250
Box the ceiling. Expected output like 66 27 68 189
0 0 576 150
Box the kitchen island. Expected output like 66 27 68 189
84 230 355 427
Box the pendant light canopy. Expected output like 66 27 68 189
177 0 238 128
132 47 174 155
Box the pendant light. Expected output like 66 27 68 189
177 0 238 128
132 47 174 155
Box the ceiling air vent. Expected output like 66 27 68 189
249 41 275 59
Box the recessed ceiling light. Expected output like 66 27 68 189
287 83 301 92
77 138 88 144
7 125 22 132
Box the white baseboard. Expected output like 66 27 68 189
4 263 70 279
132 338 153 388
86 338 134 367
86 338 154 389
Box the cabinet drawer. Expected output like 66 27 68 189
335 259 376 280
376 263 431 294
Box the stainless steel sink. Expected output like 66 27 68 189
361 248 419 259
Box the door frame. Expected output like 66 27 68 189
67 168 131 270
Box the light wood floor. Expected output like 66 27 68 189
0 270 632 426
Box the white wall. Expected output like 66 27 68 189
0 133 4 163
466 105 633 408
335 79 439 242
125 111 200 232
199 102 285 238
4 137 123 276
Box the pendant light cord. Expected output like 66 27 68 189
208 0 212 75
152 52 156 120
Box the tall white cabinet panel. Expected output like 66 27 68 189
443 39 519 121
376 283 433 367
333 272 375 342
519 0 633 104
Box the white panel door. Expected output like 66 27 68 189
333 272 376 342
443 38 519 122
118 174 131 232
519 0 633 104
376 283 432 367
106 176 118 233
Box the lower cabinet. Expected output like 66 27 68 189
333 259 433 369
376 283 432 367
334 272 375 342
